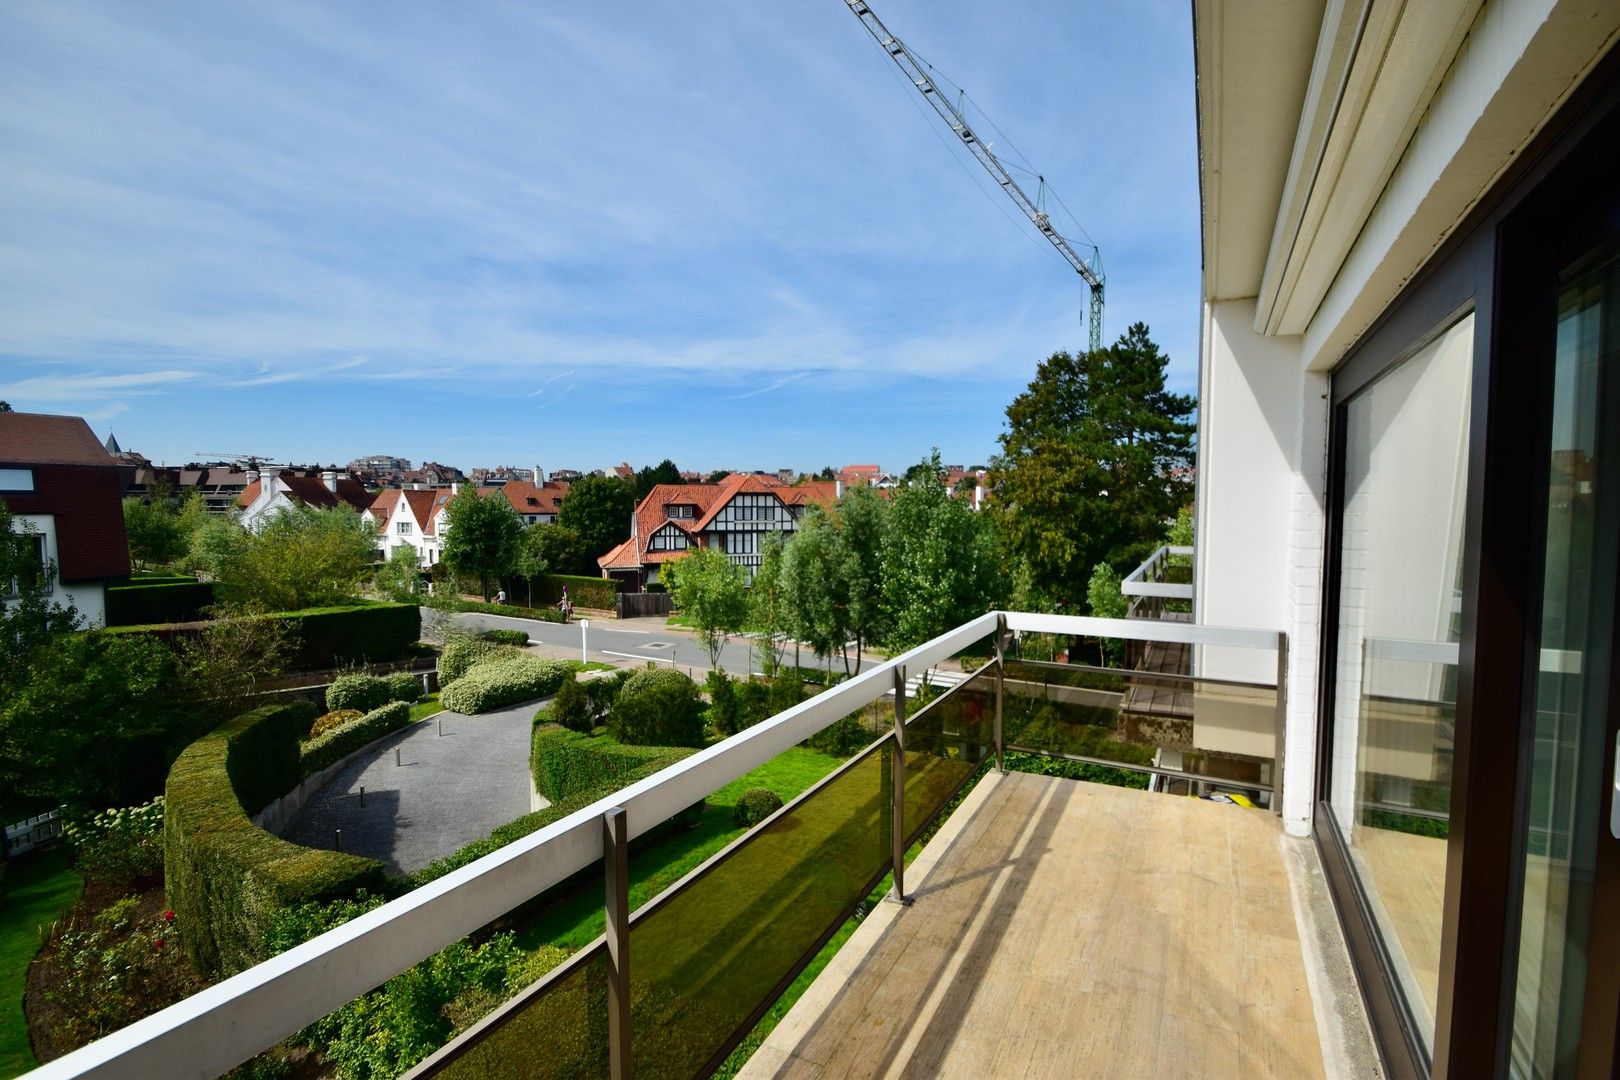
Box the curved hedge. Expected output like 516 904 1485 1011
439 655 571 714
300 700 414 777
164 701 386 977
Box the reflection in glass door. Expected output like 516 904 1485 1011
1508 246 1620 1078
1329 314 1475 1054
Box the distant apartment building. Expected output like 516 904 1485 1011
0 412 131 626
237 468 373 530
598 472 837 588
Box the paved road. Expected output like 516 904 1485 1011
283 701 543 876
428 608 883 681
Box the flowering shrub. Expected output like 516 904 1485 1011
308 709 364 740
62 797 165 885
38 897 200 1053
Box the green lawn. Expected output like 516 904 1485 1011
514 746 843 952
409 692 444 722
0 851 82 1079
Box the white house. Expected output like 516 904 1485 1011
236 469 373 531
363 487 454 567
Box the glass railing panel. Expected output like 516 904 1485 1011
623 736 894 1079
412 943 609 1079
1001 659 1277 795
902 664 995 846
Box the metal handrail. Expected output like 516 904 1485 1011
1120 544 1195 599
30 611 1282 1080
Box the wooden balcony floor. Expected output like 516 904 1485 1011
739 770 1325 1080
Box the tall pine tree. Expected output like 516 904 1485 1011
990 323 1194 609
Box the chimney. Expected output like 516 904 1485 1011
321 470 338 493
533 464 544 485
245 468 259 486
835 478 844 499
451 482 460 494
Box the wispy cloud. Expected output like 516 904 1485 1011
736 371 814 399
525 369 577 398
0 369 197 400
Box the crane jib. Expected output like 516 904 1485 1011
842 0 1106 351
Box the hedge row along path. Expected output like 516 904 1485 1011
282 701 546 876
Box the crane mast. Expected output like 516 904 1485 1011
842 0 1106 351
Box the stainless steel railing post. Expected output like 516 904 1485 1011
604 807 631 1080
1273 632 1288 818
889 665 909 904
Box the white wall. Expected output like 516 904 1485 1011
1195 298 1328 834
6 513 107 626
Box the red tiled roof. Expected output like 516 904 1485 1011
597 536 640 570
485 479 568 517
0 412 116 467
237 471 372 514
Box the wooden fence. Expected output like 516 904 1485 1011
617 591 673 618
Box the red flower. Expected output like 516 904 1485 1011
162 910 176 923
153 938 165 949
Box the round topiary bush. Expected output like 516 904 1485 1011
552 674 592 733
733 788 784 828
382 671 422 703
326 674 391 714
609 668 705 748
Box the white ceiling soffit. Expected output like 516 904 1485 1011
1196 0 1328 303
1253 0 1484 337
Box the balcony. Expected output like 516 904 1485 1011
29 612 1353 1080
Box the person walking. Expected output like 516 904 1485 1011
495 588 506 606
559 585 571 623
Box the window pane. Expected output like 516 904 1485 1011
1508 247 1620 1079
1330 313 1473 1050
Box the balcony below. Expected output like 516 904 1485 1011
741 769 1327 1079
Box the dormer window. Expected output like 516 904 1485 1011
665 504 694 519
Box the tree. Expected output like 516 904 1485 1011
558 474 636 569
779 506 848 675
218 505 378 611
526 523 589 578
749 532 789 676
375 544 424 603
184 513 251 580
881 451 1005 651
706 469 733 483
0 401 11 412
123 491 191 570
441 488 523 601
634 459 683 501
838 485 887 672
816 466 836 481
511 526 550 608
1085 561 1127 665
990 322 1195 606
664 547 748 670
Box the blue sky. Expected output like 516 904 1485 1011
0 1 1199 475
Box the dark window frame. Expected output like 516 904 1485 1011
1316 56 1620 1079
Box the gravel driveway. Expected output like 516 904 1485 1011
282 699 547 876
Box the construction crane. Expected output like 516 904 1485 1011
841 0 1106 351
192 451 275 467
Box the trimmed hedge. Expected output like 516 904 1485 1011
453 599 564 623
326 672 421 713
105 579 215 627
109 602 421 671
530 722 694 803
300 701 414 776
439 638 518 685
164 701 385 977
479 628 530 647
326 674 391 714
439 655 572 714
531 574 620 611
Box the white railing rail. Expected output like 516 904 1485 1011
31 610 1280 1080
1119 544 1194 600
